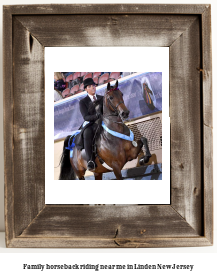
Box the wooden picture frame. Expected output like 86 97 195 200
3 4 213 248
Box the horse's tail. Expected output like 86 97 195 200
59 135 76 180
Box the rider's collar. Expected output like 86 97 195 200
88 94 97 102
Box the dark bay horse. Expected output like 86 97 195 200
59 80 151 180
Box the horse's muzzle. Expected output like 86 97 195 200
121 110 130 119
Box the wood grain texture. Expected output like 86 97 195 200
12 17 45 237
201 6 213 244
3 6 14 247
20 205 198 238
170 17 202 235
202 6 212 129
204 125 213 243
3 4 213 248
16 15 197 47
3 4 207 15
7 237 212 248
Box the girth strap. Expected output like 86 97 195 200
97 155 113 171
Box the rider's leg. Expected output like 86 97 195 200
83 126 95 170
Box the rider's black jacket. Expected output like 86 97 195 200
74 94 103 151
79 94 103 122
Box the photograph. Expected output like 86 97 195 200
45 47 169 205
54 72 162 181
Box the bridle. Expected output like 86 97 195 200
105 87 125 122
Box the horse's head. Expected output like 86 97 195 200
105 80 130 120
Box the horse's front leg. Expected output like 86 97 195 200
139 137 152 165
126 139 143 161
111 162 123 180
132 140 143 158
94 173 103 180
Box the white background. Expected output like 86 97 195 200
0 0 216 277
46 47 170 204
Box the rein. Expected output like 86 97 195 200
101 86 133 139
104 87 125 122
103 114 124 124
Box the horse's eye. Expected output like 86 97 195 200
109 96 113 100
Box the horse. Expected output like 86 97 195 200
59 80 151 180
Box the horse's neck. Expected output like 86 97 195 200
102 102 130 136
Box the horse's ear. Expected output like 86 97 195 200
115 80 118 88
107 82 111 91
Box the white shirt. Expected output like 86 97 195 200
88 94 97 102
54 90 63 102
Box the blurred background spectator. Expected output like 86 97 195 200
54 89 63 102
54 72 129 100
54 72 66 92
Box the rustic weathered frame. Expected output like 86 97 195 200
3 4 212 248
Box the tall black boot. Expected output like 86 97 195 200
83 127 96 171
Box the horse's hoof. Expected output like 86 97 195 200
139 155 151 165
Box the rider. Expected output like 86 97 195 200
79 78 103 171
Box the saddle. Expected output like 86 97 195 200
73 121 98 151
73 118 103 168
